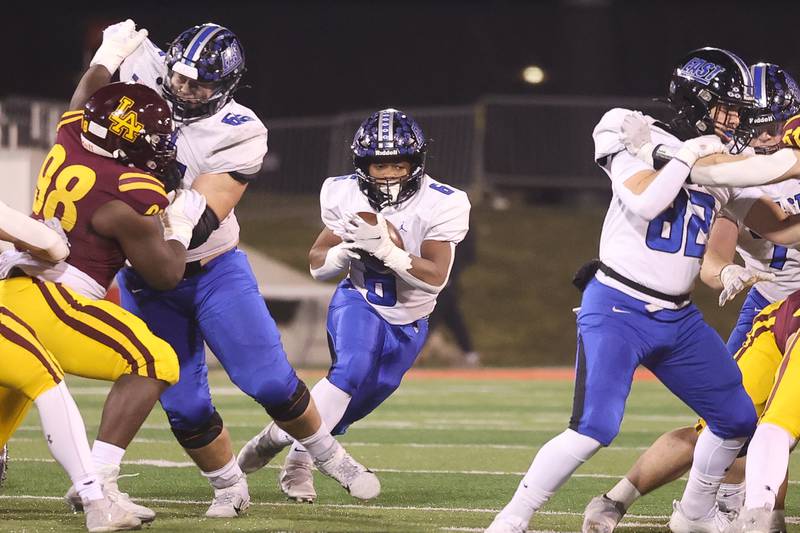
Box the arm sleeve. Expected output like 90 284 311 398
609 150 692 221
0 201 68 261
689 149 799 187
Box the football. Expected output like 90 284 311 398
354 211 404 273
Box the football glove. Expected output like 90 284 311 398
309 241 360 281
620 111 656 165
341 213 412 272
90 19 148 73
675 135 726 167
161 189 207 249
718 264 775 307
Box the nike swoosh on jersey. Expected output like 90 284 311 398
611 306 631 314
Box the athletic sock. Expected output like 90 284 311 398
498 429 601 525
606 477 642 511
717 481 746 513
202 456 244 490
298 423 338 464
34 382 103 502
679 429 745 520
744 423 794 511
91 439 126 469
288 378 352 457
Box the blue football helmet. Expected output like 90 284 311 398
667 47 755 150
737 63 800 153
351 109 427 211
162 23 245 123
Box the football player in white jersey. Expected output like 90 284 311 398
81 20 380 517
236 109 471 502
487 48 800 533
582 62 800 533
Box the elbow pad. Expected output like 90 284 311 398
188 206 220 250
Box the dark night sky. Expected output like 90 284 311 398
8 1 800 120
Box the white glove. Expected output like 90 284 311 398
90 19 148 73
161 189 207 249
620 111 656 165
309 241 360 280
341 214 412 272
675 135 726 167
718 264 776 307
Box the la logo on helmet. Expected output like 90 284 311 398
109 97 144 142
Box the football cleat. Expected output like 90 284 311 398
66 464 155 523
205 474 251 518
582 495 625 533
279 454 317 503
0 444 8 488
236 422 289 474
669 500 733 533
484 514 528 533
314 444 380 500
84 496 141 532
725 506 772 533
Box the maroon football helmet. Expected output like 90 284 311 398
81 82 179 190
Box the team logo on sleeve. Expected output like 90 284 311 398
678 58 725 86
108 97 144 142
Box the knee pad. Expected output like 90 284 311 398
171 409 223 449
264 380 310 422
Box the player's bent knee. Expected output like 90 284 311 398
264 380 310 422
711 407 757 439
170 409 224 449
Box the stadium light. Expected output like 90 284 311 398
522 65 546 85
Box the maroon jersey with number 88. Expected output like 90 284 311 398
30 111 169 289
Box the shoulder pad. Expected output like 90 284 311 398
117 172 169 215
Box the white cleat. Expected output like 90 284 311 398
236 422 288 474
279 455 317 503
66 465 155 523
314 444 380 500
725 506 772 533
583 495 625 533
84 496 141 532
669 500 732 533
205 475 251 518
485 514 528 533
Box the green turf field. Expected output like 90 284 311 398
2 371 799 532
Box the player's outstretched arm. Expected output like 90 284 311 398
690 148 800 187
69 20 148 110
0 200 68 261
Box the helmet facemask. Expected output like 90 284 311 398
355 154 425 211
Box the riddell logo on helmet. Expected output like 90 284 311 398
108 97 144 142
679 58 725 86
